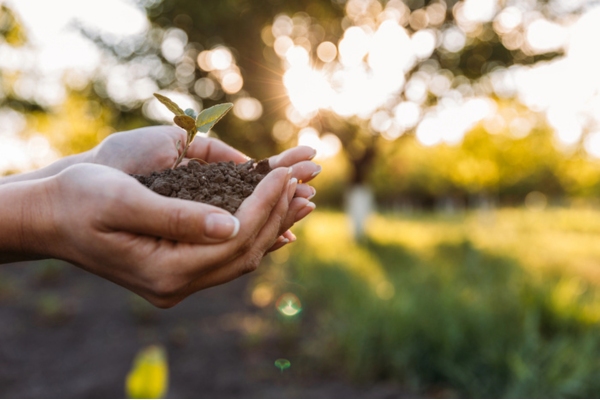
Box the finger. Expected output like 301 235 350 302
267 235 289 253
295 201 316 222
165 166 293 273
162 125 187 143
186 137 249 163
267 229 297 252
289 161 322 183
219 167 292 260
282 230 297 242
295 183 316 199
103 181 240 244
269 146 316 168
187 172 292 291
277 197 310 236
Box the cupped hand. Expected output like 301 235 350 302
90 126 320 246
45 163 298 307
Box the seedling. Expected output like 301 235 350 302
274 358 291 373
153 93 233 168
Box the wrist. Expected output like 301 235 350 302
0 151 91 186
0 177 59 263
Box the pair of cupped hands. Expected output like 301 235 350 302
4 126 320 308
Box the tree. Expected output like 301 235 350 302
80 0 589 237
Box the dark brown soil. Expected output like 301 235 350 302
132 159 272 213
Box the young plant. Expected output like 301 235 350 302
153 93 233 168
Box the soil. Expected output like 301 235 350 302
132 159 272 213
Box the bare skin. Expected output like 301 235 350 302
0 126 320 307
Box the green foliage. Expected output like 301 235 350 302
0 4 26 46
370 122 600 204
196 103 234 134
274 358 291 372
277 210 600 397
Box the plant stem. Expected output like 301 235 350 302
172 144 189 169
172 129 194 169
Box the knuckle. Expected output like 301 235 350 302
165 207 193 239
237 237 254 254
148 277 182 301
239 252 263 276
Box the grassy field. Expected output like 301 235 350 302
253 207 600 398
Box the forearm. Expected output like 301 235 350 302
0 151 91 186
0 178 57 264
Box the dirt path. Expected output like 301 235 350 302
0 260 407 398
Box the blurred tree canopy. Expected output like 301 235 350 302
77 0 594 202
4 0 600 205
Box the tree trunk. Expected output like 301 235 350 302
344 143 376 241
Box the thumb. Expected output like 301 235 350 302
103 183 240 244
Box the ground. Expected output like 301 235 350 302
0 259 408 398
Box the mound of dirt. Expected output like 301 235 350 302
132 159 272 214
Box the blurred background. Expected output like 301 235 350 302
2 0 600 397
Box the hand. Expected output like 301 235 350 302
37 163 298 307
90 126 321 248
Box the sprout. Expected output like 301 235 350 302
274 358 291 373
153 93 233 168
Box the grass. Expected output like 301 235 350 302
257 207 600 397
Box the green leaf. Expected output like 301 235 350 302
153 93 184 116
184 108 197 118
173 115 196 130
196 103 233 134
274 358 291 372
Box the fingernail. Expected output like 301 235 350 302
295 202 316 221
287 166 293 178
308 187 317 200
269 154 280 168
288 177 298 202
205 214 240 240
310 165 322 178
308 149 317 160
288 232 297 242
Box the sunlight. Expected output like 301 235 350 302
283 67 332 116
297 127 342 160
525 18 567 54
584 131 600 158
272 1 600 157
511 5 600 148
338 26 370 67
233 97 263 121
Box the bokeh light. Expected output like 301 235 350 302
161 28 187 63
276 293 302 317
233 97 263 121
251 284 274 308
524 191 548 211
316 41 337 62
